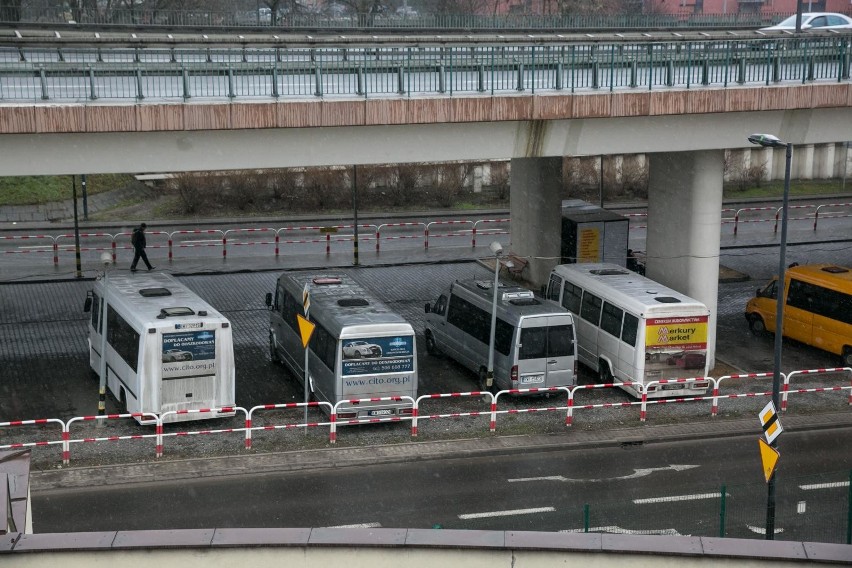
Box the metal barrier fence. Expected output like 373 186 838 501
2 204 848 267
1 37 850 102
3 367 849 467
0 9 814 31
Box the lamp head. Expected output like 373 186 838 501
489 241 503 256
748 133 785 148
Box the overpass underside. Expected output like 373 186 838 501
2 83 852 366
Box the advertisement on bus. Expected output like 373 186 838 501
644 316 709 372
162 330 217 378
341 335 414 376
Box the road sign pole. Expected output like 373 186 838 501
302 284 311 431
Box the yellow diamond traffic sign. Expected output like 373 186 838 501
296 314 315 349
758 437 780 483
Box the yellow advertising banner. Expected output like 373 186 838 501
645 316 708 350
577 228 600 263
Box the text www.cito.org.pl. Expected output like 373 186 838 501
344 376 411 388
164 361 215 373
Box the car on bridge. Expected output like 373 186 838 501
760 12 852 31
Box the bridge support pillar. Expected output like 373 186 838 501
795 144 814 180
814 143 835 180
508 156 563 288
647 150 723 371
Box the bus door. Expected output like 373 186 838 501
784 278 815 345
517 316 575 388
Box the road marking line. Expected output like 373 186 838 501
748 525 784 535
459 507 555 520
799 481 850 490
325 522 382 529
633 492 725 505
562 526 683 536
509 465 699 484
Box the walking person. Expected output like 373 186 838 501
130 222 155 272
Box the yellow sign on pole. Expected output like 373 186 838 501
296 314 315 349
758 437 780 483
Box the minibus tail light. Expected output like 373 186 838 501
399 408 414 416
337 411 357 419
511 365 518 383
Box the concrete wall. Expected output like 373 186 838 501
3 529 851 567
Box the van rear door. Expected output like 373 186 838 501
517 316 576 388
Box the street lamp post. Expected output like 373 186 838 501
486 241 503 390
748 133 792 540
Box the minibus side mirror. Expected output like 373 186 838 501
83 292 93 313
424 303 431 314
265 292 272 308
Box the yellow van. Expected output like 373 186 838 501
745 264 852 367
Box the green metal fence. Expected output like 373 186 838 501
1 38 849 103
0 8 821 31
569 470 852 544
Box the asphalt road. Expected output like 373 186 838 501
32 426 852 542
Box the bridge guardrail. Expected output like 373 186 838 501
2 37 850 102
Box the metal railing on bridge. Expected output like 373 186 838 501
0 8 816 31
0 37 850 103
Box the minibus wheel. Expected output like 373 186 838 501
477 367 489 392
269 331 281 365
425 331 439 356
842 347 852 368
599 359 614 383
748 315 767 335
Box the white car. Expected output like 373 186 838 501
760 12 852 31
342 340 382 359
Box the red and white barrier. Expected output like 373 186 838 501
330 396 416 442
640 378 715 422
65 413 160 464
413 391 495 435
425 220 473 250
245 401 334 448
223 227 277 259
471 218 510 249
375 222 426 252
713 372 779 416
0 234 58 264
813 202 852 231
566 382 643 426
0 417 65 461
492 386 571 430
6 367 852 467
784 367 852 410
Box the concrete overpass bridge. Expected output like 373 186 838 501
1 32 852 368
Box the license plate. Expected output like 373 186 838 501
368 409 393 417
520 374 544 384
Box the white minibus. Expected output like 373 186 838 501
546 263 711 398
266 273 418 420
424 279 577 392
84 272 236 424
